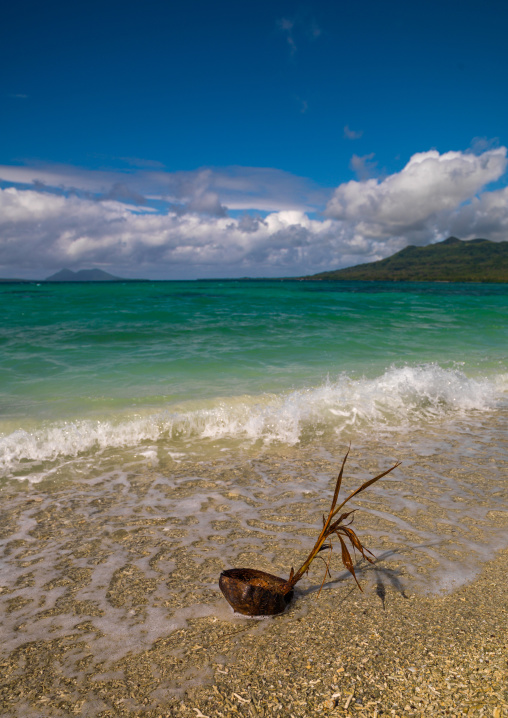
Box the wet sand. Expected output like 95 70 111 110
1 424 507 717
1 545 507 717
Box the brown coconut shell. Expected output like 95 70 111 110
219 568 293 616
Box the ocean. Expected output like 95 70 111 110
2 279 507 479
1 279 507 681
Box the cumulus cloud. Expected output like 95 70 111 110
0 187 350 278
326 147 508 244
0 147 506 279
444 185 508 242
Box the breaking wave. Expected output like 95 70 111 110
1 364 506 478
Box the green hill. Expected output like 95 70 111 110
306 237 508 283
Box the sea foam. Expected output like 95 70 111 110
1 363 506 479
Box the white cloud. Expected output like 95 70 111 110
326 147 507 243
0 163 326 214
0 147 506 279
445 185 508 242
344 125 363 140
0 186 367 278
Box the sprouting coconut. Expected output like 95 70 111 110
219 448 400 616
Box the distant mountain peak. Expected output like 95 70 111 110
45 268 123 282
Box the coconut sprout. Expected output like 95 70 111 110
219 448 401 616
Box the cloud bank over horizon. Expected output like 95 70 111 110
0 146 506 279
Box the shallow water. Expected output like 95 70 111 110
1 409 507 669
1 280 507 706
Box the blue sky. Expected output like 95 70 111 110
1 0 507 279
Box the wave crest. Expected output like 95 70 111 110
1 364 505 477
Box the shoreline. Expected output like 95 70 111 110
1 406 507 717
1 432 507 717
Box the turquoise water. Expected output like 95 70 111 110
1 280 507 480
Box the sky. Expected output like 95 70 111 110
1 0 508 279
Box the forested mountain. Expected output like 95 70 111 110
306 237 507 283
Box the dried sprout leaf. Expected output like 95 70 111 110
286 450 400 593
337 534 362 591
329 510 355 533
318 543 331 552
330 446 350 512
339 526 375 563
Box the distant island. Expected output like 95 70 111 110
45 268 128 282
303 237 507 283
0 268 139 283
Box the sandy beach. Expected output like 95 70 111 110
1 536 507 718
1 418 507 718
